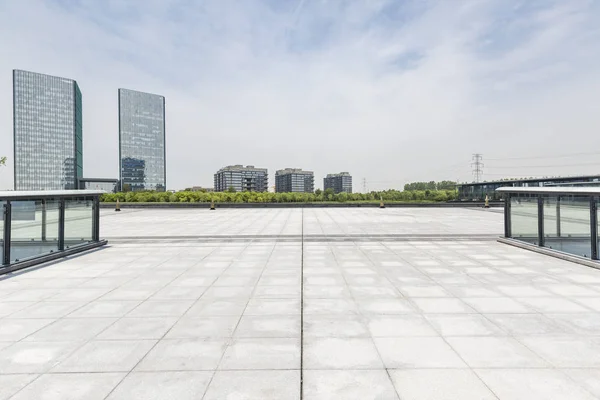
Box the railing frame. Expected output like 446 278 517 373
500 187 599 261
1 190 107 274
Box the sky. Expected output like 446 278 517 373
1 0 600 191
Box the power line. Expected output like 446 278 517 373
471 154 483 183
486 161 600 169
486 151 600 161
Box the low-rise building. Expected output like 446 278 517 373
324 172 352 193
275 168 314 193
214 165 268 192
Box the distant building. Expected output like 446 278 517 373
214 165 268 192
275 168 314 193
324 172 352 194
13 69 83 190
119 88 166 192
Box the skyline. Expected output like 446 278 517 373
1 0 600 191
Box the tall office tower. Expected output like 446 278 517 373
13 70 83 190
324 172 353 193
275 168 314 193
214 165 268 192
118 88 166 192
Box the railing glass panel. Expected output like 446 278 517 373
10 199 60 263
510 195 538 245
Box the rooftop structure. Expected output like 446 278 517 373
214 165 268 192
457 174 600 200
275 168 314 193
1 208 598 398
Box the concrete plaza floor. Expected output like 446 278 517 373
1 208 600 399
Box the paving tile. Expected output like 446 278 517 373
398 285 451 297
303 338 383 369
476 369 597 400
24 318 116 342
68 301 141 318
9 372 124 400
366 315 438 337
52 340 156 372
235 315 300 338
136 338 228 371
563 369 600 397
304 370 399 400
484 314 568 335
374 337 466 368
426 314 504 336
203 370 300 400
516 297 592 313
411 298 475 314
357 299 415 314
0 374 38 400
97 317 178 340
304 299 358 315
520 337 600 367
389 369 497 400
0 319 54 341
165 316 239 338
106 371 213 400
126 300 194 317
304 316 369 338
0 341 83 373
220 338 299 370
462 297 531 313
446 337 549 368
243 299 300 315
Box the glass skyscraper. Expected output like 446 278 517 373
118 88 166 192
13 70 83 190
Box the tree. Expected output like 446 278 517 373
315 189 322 196
227 186 236 193
0 156 6 166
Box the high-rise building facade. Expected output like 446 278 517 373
13 70 83 190
324 172 352 193
214 165 268 192
118 88 166 192
275 168 314 193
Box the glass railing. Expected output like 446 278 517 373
498 187 599 261
1 190 106 274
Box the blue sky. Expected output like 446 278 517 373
1 0 600 190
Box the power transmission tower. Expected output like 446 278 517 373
471 154 484 183
363 178 367 193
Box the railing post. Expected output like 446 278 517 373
538 195 544 247
92 196 100 241
58 198 65 251
556 196 561 238
504 194 511 238
3 201 11 265
41 199 47 241
590 196 598 260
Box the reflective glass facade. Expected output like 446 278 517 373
13 70 83 190
118 89 166 192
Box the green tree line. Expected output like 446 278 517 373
101 189 457 203
403 181 457 191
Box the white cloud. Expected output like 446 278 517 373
1 0 599 191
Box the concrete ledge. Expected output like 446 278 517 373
497 237 600 270
101 201 503 209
